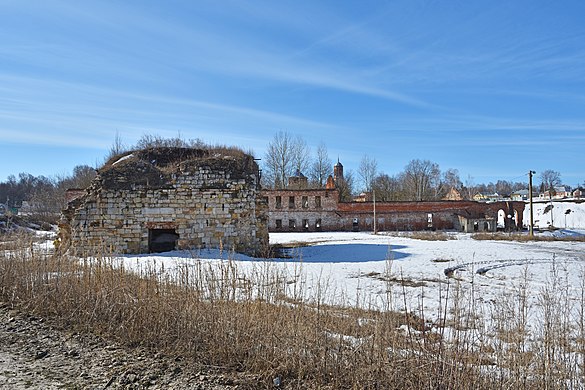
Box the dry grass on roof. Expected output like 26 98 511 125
103 145 250 170
97 145 258 190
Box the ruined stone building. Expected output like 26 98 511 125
60 147 268 256
262 161 525 233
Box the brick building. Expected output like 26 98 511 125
262 162 525 233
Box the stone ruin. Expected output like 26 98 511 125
59 147 268 256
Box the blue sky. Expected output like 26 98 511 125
1 0 584 187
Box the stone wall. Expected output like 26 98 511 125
60 148 267 256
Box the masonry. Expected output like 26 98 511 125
262 188 340 232
262 188 525 233
60 147 268 256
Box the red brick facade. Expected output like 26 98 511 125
262 189 525 232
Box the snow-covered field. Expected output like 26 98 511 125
110 201 585 334
117 230 585 329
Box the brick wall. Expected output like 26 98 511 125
262 189 525 232
262 188 339 232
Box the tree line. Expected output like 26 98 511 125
262 131 577 201
0 132 579 224
0 134 235 223
0 166 97 222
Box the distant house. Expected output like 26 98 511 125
472 193 486 201
540 186 569 200
442 187 463 201
574 188 584 199
353 192 372 202
510 189 538 201
473 192 501 202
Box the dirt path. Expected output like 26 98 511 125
0 303 254 389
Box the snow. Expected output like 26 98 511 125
111 154 134 165
115 231 585 327
524 199 585 230
112 201 585 333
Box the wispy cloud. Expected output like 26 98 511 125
0 74 341 149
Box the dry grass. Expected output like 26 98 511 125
389 231 455 241
2 233 585 388
472 232 585 242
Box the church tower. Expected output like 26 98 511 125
333 158 344 183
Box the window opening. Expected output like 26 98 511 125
148 229 179 253
315 196 321 208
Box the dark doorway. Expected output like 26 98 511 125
149 229 179 253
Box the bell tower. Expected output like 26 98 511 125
333 158 344 183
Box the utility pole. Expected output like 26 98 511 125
373 189 377 234
528 170 536 237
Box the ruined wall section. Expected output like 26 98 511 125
337 201 524 231
262 191 525 232
63 150 267 256
262 188 339 231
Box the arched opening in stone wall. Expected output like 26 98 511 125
149 229 179 253
497 209 506 229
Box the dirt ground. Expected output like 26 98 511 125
0 303 258 389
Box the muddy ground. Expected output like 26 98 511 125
0 303 259 389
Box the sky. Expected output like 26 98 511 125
1 0 584 188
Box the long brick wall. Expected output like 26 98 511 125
262 189 525 232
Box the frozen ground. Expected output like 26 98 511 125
112 201 585 330
117 230 585 330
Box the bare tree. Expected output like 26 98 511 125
373 174 404 201
62 165 97 189
443 169 462 190
402 159 441 201
309 142 332 188
263 132 313 189
263 131 295 189
291 135 311 175
463 175 476 200
539 170 562 194
358 155 378 192
336 170 355 202
433 168 462 200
